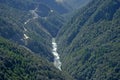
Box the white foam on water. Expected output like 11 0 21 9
52 38 62 71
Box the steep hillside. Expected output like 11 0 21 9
0 0 75 79
0 2 53 61
57 0 120 80
36 3 65 37
0 37 73 80
0 0 66 61
1 0 120 80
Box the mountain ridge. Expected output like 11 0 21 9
57 0 120 80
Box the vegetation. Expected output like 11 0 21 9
57 0 120 80
0 0 67 61
0 37 73 80
0 0 74 79
0 0 120 80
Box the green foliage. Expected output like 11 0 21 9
57 0 120 80
38 13 65 37
0 37 73 80
0 0 64 61
0 0 75 79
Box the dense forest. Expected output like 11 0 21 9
0 0 120 80
0 37 73 80
57 0 120 80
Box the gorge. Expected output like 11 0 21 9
0 0 120 80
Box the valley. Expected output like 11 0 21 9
23 6 62 71
0 0 120 80
22 5 62 70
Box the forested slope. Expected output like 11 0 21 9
0 37 73 80
0 0 66 61
57 0 120 80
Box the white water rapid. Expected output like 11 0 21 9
52 38 62 71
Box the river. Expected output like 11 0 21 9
52 38 62 71
24 7 62 71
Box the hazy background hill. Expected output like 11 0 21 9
63 0 91 10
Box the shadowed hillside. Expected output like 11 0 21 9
57 0 120 80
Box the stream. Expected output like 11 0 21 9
52 38 62 71
24 7 62 71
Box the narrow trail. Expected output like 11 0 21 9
23 7 62 70
22 7 39 45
